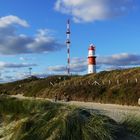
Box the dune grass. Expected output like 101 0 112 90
0 97 140 140
121 115 140 138
0 67 140 105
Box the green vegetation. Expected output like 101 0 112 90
0 67 140 105
0 97 140 140
121 115 140 138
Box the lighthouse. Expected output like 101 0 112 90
88 44 96 74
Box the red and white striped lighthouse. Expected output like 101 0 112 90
88 44 96 74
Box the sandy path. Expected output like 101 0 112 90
64 101 140 121
10 94 140 121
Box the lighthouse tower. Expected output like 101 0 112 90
88 44 96 74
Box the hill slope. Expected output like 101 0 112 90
0 67 140 105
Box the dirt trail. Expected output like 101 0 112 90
10 94 140 121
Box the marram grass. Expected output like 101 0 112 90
0 97 140 140
121 115 140 138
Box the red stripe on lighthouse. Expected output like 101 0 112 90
88 57 96 65
88 46 95 51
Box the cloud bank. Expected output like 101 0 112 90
47 53 140 73
0 15 64 55
98 53 140 66
0 62 37 69
47 57 87 73
55 0 136 22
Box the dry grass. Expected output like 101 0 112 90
0 67 140 105
0 97 140 140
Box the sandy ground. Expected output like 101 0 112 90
10 94 140 121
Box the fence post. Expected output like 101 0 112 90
109 80 111 85
117 80 119 85
135 78 138 83
127 79 129 84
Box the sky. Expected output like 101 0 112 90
0 0 140 83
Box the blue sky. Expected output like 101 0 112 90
0 0 140 82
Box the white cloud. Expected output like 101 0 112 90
55 0 136 22
0 15 29 28
26 29 63 53
47 57 87 74
47 53 140 73
0 71 49 83
19 57 28 61
0 61 38 83
47 65 66 73
47 57 87 73
0 73 26 83
0 61 37 69
0 15 64 55
19 56 34 61
98 53 140 66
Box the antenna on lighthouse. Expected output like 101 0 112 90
66 19 71 75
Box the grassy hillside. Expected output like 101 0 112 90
0 97 140 140
0 67 140 105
